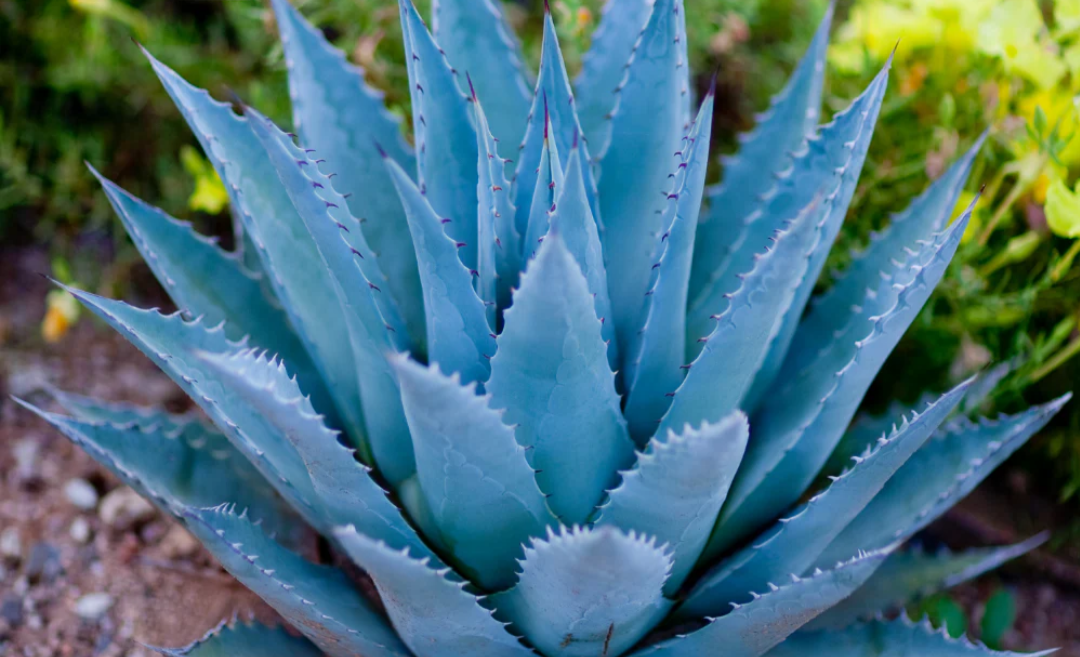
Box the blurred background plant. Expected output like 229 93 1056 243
3 0 1080 528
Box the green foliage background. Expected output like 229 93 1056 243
2 0 1079 516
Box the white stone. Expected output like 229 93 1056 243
74 593 113 620
69 518 92 545
64 479 99 510
0 528 21 560
99 488 155 529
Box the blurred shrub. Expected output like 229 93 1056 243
825 0 1080 506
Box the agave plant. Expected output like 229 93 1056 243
17 0 1070 655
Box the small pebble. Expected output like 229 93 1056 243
25 543 62 584
64 479 99 511
0 528 21 562
0 595 22 628
74 593 113 620
69 518 92 545
99 488 155 530
12 439 39 481
158 525 199 559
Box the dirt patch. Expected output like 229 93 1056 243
0 247 275 656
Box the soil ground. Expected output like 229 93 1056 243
1 244 1080 656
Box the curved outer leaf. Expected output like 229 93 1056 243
522 112 565 262
271 0 424 350
183 505 409 657
88 166 331 421
654 189 821 442
336 528 534 657
713 208 972 555
814 395 1072 569
686 60 890 369
58 286 326 530
553 143 617 366
766 615 1057 657
151 619 323 657
806 533 1049 632
246 107 416 485
432 0 532 162
471 78 521 325
514 11 600 240
486 232 635 525
599 0 687 362
623 91 714 443
632 549 891 657
197 349 438 563
688 3 833 304
399 0 479 271
386 156 498 385
783 134 986 376
681 378 971 620
574 0 652 147
595 412 749 595
45 388 198 429
15 398 304 547
490 526 673 657
391 355 552 591
141 49 367 447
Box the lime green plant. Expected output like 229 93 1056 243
826 0 1080 504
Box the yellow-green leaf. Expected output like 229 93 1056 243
1046 178 1080 237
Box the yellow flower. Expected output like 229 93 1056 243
1057 0 1080 34
979 0 1066 89
1016 90 1080 164
42 290 81 343
1046 178 1080 237
180 145 229 215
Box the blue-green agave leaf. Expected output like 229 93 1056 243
514 11 599 240
552 142 617 366
815 395 1071 568
141 48 368 446
46 387 197 429
599 0 687 359
522 110 565 261
783 134 985 377
624 92 716 443
391 354 552 590
432 0 532 161
270 0 424 350
595 412 748 595
688 3 833 304
183 505 409 657
681 378 971 620
654 189 821 442
686 59 890 371
88 166 330 418
150 618 323 657
490 526 673 657
245 106 415 484
58 286 325 529
633 549 891 657
197 349 438 563
487 232 635 525
471 77 520 325
714 207 971 554
766 615 1057 657
386 157 498 384
335 527 533 657
806 533 1048 631
14 397 304 547
573 0 654 156
399 0 479 271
